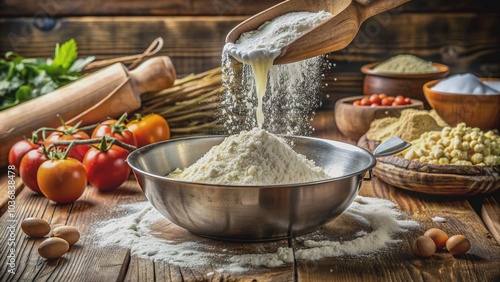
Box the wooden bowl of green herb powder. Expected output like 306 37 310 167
361 55 449 108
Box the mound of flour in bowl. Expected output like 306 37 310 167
168 128 329 185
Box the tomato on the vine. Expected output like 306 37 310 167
43 118 91 162
92 114 138 147
126 113 170 147
37 158 87 204
9 139 40 174
82 144 131 191
19 147 49 193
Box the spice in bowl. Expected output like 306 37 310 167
372 54 438 74
430 73 500 95
366 109 443 142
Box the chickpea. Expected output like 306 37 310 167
473 144 485 153
471 153 484 165
438 158 449 165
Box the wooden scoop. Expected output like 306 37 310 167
225 0 410 65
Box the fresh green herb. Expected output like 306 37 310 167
0 39 94 111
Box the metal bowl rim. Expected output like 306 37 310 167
127 134 377 188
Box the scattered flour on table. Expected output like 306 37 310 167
224 197 419 269
93 201 216 268
167 128 329 185
93 196 418 271
432 216 447 223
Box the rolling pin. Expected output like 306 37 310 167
0 56 176 167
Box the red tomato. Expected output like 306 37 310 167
19 148 49 193
82 146 131 191
360 97 371 106
381 98 392 106
395 95 405 104
353 100 361 106
9 140 40 174
369 94 381 105
404 97 412 104
387 97 395 104
392 101 406 106
37 158 87 204
44 130 90 162
370 103 380 107
127 114 170 148
378 93 388 99
92 119 138 147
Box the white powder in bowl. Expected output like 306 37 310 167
168 128 329 185
431 73 499 95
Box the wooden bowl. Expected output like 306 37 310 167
423 79 500 131
358 135 500 196
361 62 449 108
334 96 424 140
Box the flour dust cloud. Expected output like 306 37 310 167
220 54 327 136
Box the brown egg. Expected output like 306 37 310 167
446 235 471 255
51 226 80 246
424 228 449 249
38 237 69 259
412 235 436 257
21 218 50 238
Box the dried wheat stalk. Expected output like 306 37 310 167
139 67 225 137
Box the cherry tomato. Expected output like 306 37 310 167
369 94 381 105
92 119 138 147
82 146 131 191
395 95 405 104
353 100 361 106
44 130 90 162
37 158 87 204
126 114 170 148
380 98 392 106
404 97 412 105
378 93 388 99
392 101 406 106
19 148 49 193
360 97 371 106
9 140 40 174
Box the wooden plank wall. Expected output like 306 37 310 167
1 0 499 109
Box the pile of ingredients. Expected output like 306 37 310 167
168 128 329 185
401 122 500 165
365 109 500 166
431 73 500 94
372 54 438 74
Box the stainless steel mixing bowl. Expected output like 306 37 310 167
127 135 408 241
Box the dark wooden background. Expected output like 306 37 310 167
1 0 499 109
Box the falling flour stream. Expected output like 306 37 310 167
223 11 332 129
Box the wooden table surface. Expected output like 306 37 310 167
1 111 500 282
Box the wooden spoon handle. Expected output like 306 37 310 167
129 56 177 95
355 0 410 20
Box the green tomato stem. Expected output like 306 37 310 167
51 136 137 152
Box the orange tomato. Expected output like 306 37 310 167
369 94 381 105
37 158 87 204
127 114 170 147
360 97 371 106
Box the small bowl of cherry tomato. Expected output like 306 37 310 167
361 62 449 108
334 94 424 140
